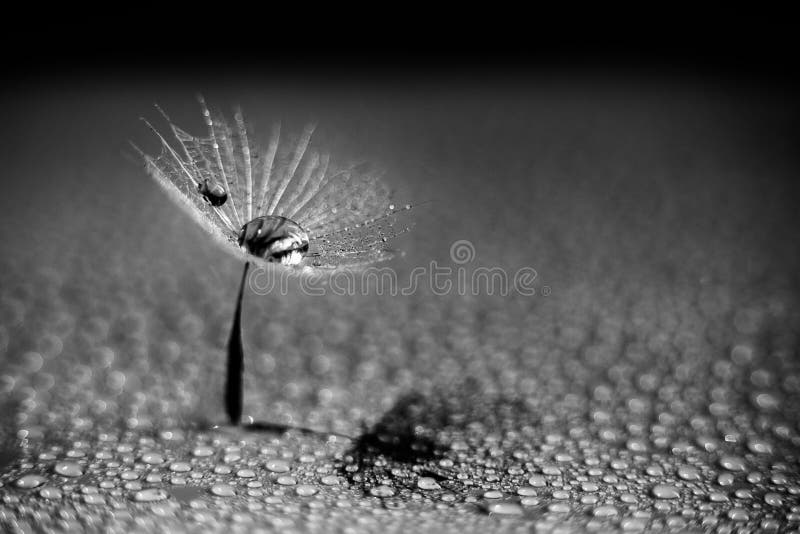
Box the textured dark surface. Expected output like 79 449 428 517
0 78 799 532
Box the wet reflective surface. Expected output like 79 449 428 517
0 78 799 532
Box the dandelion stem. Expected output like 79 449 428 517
225 261 250 426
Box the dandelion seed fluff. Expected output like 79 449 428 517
134 97 414 270
132 95 416 426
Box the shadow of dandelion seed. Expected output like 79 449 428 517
132 95 414 427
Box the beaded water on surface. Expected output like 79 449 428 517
1 87 799 533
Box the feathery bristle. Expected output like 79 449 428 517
233 108 254 222
267 123 316 216
255 122 281 217
137 98 412 269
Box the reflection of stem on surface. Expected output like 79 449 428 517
225 262 250 426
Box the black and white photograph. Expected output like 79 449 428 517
0 25 798 532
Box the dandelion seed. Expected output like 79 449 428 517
134 96 414 426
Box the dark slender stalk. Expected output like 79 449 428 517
225 261 250 426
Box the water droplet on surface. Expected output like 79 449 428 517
528 474 546 487
83 493 105 505
295 485 318 497
38 486 62 499
727 508 749 521
370 485 395 497
192 446 214 457
487 502 523 515
621 518 648 531
676 465 700 481
417 477 441 490
592 505 618 517
141 452 164 465
169 462 191 473
752 392 780 411
547 503 571 513
747 438 773 454
626 438 648 452
54 461 83 477
120 470 139 480
718 455 746 472
717 472 734 486
709 492 728 502
133 488 169 502
516 486 537 496
265 459 290 473
210 484 235 497
14 474 46 489
651 484 680 499
580 482 599 492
